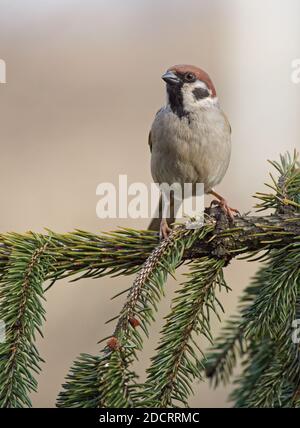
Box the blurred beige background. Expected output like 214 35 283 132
0 0 299 407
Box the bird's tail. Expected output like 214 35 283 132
148 216 162 232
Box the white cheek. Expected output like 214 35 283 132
181 86 195 108
181 81 218 110
181 81 208 109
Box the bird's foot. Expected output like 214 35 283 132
210 199 239 220
160 218 172 239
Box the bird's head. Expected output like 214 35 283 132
162 64 218 117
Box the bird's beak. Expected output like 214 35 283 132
161 70 180 85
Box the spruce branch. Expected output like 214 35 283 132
97 227 190 407
0 151 298 408
57 226 211 407
56 353 103 408
230 340 275 408
205 246 300 407
203 277 270 387
203 316 245 387
0 213 298 286
243 245 300 341
140 256 228 407
254 150 300 214
240 289 300 408
202 151 300 407
0 234 51 408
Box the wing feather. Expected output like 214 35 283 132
148 131 152 153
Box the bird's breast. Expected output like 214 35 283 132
150 106 231 192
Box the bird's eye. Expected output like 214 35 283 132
184 72 195 82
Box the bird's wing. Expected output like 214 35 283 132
222 110 232 134
148 131 152 153
148 108 165 153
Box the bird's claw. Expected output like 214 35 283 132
160 219 172 240
210 199 239 220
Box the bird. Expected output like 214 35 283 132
148 64 238 238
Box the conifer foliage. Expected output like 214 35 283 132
0 152 299 407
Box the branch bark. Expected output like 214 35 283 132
185 207 300 262
0 208 299 282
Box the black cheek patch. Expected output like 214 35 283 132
193 87 209 100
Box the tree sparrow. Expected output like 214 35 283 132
148 64 237 238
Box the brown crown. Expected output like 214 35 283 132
168 64 217 97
